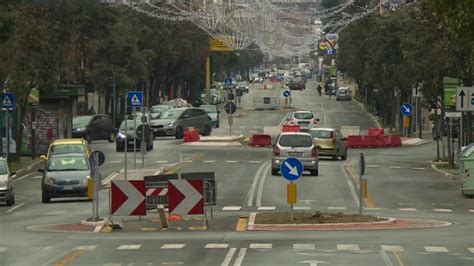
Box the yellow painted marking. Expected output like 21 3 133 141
141 227 158 232
164 153 205 174
236 218 248 232
393 251 407 266
53 250 85 266
188 226 208 231
100 225 113 233
346 162 376 208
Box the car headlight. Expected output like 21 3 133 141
165 122 175 127
117 132 126 139
0 181 7 189
76 127 86 132
82 176 92 185
44 177 55 185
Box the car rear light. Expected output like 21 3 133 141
332 132 336 144
312 118 318 124
273 146 280 156
312 146 318 157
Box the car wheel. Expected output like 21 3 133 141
42 191 51 203
311 169 319 176
6 193 13 206
341 149 348 160
175 127 184 139
271 168 279 176
84 132 92 143
333 153 338 160
216 122 220 128
203 125 212 136
108 132 116 143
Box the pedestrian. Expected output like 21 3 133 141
317 84 322 96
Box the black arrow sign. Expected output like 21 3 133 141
459 90 466 108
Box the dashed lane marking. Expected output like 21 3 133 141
257 206 276 211
328 207 346 210
293 244 316 250
160 244 186 249
398 203 414 206
381 245 405 252
389 166 402 169
0 247 7 252
366 165 379 168
399 208 417 211
203 160 215 163
424 246 449 253
239 126 248 128
337 244 360 251
249 130 258 133
413 167 425 170
117 245 141 250
249 243 272 249
439 203 455 206
221 248 237 266
156 160 169 164
222 206 242 211
32 175 42 179
205 243 229 249
226 160 239 163
234 248 247 266
73 246 97 251
433 208 453 213
110 160 122 164
469 210 474 213
294 206 311 210
249 161 262 164
6 202 27 213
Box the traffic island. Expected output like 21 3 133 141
26 223 99 233
246 212 451 231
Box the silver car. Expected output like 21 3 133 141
150 107 212 139
0 158 15 206
287 111 319 131
336 87 351 101
271 132 319 176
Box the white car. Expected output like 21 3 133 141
287 111 320 131
0 158 15 206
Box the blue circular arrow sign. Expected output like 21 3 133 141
400 103 413 116
280 158 303 181
283 90 291 98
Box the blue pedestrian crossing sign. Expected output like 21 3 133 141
224 78 232 86
280 158 303 181
282 89 291 98
127 91 143 107
400 103 413 116
1 92 15 111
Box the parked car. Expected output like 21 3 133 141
150 107 212 139
72 115 116 143
288 77 306 90
287 111 319 131
116 116 154 152
0 158 15 206
40 138 93 162
149 105 173 120
271 132 319 176
40 152 104 203
199 105 220 128
309 128 348 160
236 81 249 94
336 87 352 101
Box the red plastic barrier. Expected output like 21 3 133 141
249 134 272 147
347 135 364 148
388 134 402 147
281 124 300 132
363 135 379 148
376 135 389 147
183 127 200 142
367 128 384 137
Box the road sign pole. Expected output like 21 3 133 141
460 112 463 148
5 108 9 161
141 107 145 169
124 96 128 181
133 108 137 169
359 153 365 216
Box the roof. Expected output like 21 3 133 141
51 138 86 145
279 132 312 136
294 110 314 113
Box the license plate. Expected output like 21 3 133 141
63 186 73 190
288 152 303 156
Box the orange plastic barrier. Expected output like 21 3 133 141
347 135 364 148
367 128 384 137
249 134 272 147
183 127 200 142
281 124 300 132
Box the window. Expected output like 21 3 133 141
279 135 313 147
47 156 90 171
50 144 85 155
310 130 333 139
0 161 7 175
293 112 314 119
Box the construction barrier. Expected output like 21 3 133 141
388 134 402 147
183 127 200 142
363 135 379 148
253 96 280 110
281 124 300 132
249 134 272 147
367 128 384 137
347 135 364 148
340 126 360 138
376 135 390 147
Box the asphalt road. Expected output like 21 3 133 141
1 80 473 266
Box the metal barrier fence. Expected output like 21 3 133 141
253 97 280 110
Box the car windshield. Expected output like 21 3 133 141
73 116 93 127
47 156 89 171
161 109 184 119
310 130 333 139
294 112 314 119
0 161 7 175
279 135 313 147
50 144 85 155
150 106 170 113
119 120 138 130
200 105 217 114
237 82 247 87
338 89 348 93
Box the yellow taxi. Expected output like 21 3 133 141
40 138 92 161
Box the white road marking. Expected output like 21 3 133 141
160 244 186 249
221 248 237 266
294 206 311 210
469 210 474 213
73 245 97 251
252 126 260 128
247 162 270 207
205 243 229 249
468 248 474 253
32 175 42 179
15 172 37 182
234 130 242 133
249 161 262 164
117 245 141 250
341 162 360 207
0 247 7 252
256 163 271 207
239 126 248 128
366 165 379 168
433 208 453 213
293 244 316 250
381 245 405 252
249 130 258 133
257 206 276 211
379 250 394 266
161 263 184 265
249 243 272 249
102 172 119 186
424 246 449 253
6 202 27 213
439 203 455 206
222 206 242 211
399 208 417 211
234 248 247 266
389 166 402 169
45 211 67 215
398 203 413 206
110 160 122 164
226 160 239 163
204 160 216 163
413 167 425 170
156 160 168 163
328 207 346 210
337 244 360 251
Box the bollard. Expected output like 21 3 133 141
87 176 93 200
362 178 368 198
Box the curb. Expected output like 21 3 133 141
15 159 44 177
81 218 109 233
352 98 381 128
430 164 457 180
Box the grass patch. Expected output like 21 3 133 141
436 163 459 170
10 162 28 173
255 211 386 224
